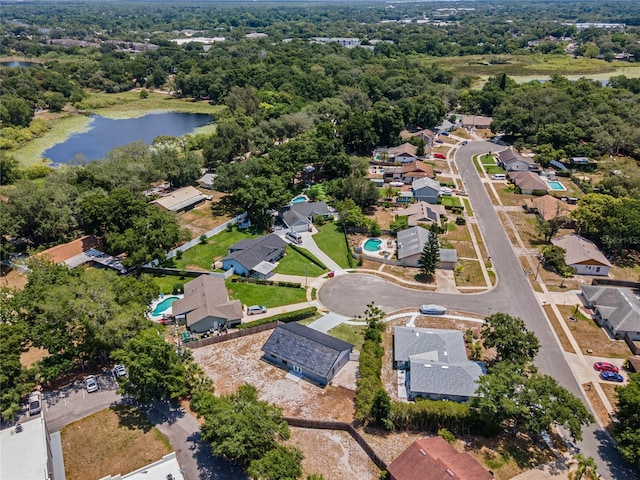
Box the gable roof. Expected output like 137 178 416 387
150 186 208 211
461 115 493 128
390 142 418 158
397 226 432 259
394 326 468 364
37 235 102 264
580 286 640 333
281 201 330 228
412 177 440 193
397 202 446 226
523 196 576 221
508 171 548 191
172 275 242 327
262 322 353 379
552 234 611 267
388 437 493 480
401 161 434 178
223 234 287 272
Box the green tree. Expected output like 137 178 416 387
370 388 392 429
541 245 576 277
480 313 540 364
418 225 439 276
0 153 19 185
112 328 188 404
248 445 304 480
613 372 640 468
568 453 599 480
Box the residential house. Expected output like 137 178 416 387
1 414 56 480
508 171 549 194
411 177 441 204
310 37 361 48
435 119 455 133
198 173 216 190
37 235 125 273
172 275 243 333
261 322 354 386
150 186 210 212
393 326 485 402
383 161 434 184
401 128 436 147
99 452 184 480
395 202 446 228
580 286 640 340
388 436 493 480
461 115 493 129
222 234 287 278
498 149 540 172
551 234 611 276
396 226 456 269
374 143 419 163
280 201 332 233
523 196 577 227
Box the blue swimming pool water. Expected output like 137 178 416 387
547 181 566 191
291 195 308 204
152 296 179 316
364 238 383 252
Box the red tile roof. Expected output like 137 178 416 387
388 437 493 480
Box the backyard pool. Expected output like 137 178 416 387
151 296 180 316
363 238 383 252
547 181 567 191
290 195 309 204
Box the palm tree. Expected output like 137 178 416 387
568 453 599 480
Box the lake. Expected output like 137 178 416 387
0 61 38 68
42 112 213 164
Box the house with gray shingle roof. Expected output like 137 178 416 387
396 226 457 269
262 322 353 386
580 286 640 340
222 234 286 278
411 177 440 204
280 201 332 233
552 234 611 276
394 326 485 402
498 149 540 172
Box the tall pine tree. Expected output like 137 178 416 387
419 225 440 276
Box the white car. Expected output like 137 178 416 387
247 305 267 315
84 375 99 393
28 391 42 416
113 364 127 378
419 305 447 315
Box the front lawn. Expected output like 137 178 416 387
171 227 263 271
226 281 307 308
314 223 352 269
276 246 327 277
440 196 462 208
485 165 507 175
328 324 367 352
61 406 171 480
480 154 496 165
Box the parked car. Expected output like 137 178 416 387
285 231 303 244
433 153 446 159
599 371 624 382
84 375 99 393
28 391 42 416
593 361 619 373
247 305 267 315
462 140 468 145
440 131 450 136
113 364 127 378
420 305 447 315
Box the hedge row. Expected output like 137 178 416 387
236 307 318 329
288 243 328 271
355 339 384 421
231 277 302 289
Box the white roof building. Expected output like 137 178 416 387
0 414 54 480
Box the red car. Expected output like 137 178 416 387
593 361 619 373
433 153 447 159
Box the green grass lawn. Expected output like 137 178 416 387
472 156 484 173
327 324 367 352
276 246 327 277
485 165 507 175
462 198 473 216
149 275 189 295
226 281 307 308
313 223 352 269
171 227 263 271
440 196 462 208
480 154 496 165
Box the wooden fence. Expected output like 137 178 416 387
591 278 640 289
284 417 388 471
187 321 279 349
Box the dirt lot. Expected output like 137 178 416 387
191 330 356 422
1 269 28 289
286 427 380 480
176 192 232 237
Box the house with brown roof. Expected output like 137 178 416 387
523 196 576 226
150 186 210 212
396 201 446 227
36 235 125 273
552 234 611 276
508 171 549 194
171 275 243 333
461 115 493 129
388 436 493 480
374 143 420 163
383 161 434 184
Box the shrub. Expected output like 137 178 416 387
176 250 184 260
438 428 456 444
200 234 208 244
455 216 466 225
172 283 184 294
231 277 302 288
289 243 327 270
236 307 317 329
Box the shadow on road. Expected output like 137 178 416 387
594 428 640 480
186 431 249 480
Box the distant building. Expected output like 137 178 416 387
150 186 210 212
498 149 540 172
36 235 125 273
461 115 493 129
198 173 216 190
310 37 361 48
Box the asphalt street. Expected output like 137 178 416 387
318 141 637 480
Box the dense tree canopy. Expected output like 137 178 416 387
480 313 541 365
613 372 640 469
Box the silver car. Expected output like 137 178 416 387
84 375 99 393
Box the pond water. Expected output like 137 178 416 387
0 61 38 68
42 112 213 164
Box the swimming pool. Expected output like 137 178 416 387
547 181 566 191
290 195 308 204
152 296 179 316
363 238 383 252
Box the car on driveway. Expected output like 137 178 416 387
433 153 446 159
28 391 42 416
599 371 624 382
593 361 619 373
113 364 127 378
247 305 267 315
84 375 99 393
419 305 447 315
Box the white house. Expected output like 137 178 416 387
551 234 611 276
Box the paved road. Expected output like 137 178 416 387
319 141 637 480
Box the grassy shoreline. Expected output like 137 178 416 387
10 90 223 167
